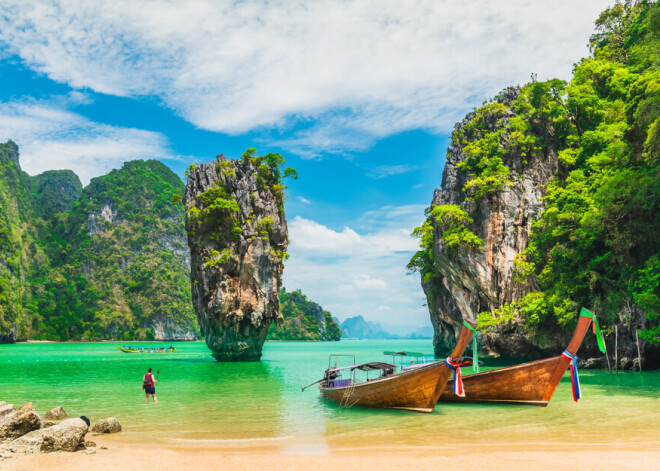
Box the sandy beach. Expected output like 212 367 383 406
3 437 660 471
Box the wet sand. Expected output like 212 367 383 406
4 436 660 471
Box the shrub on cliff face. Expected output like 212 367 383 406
629 255 660 343
408 204 482 283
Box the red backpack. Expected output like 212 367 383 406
142 373 153 390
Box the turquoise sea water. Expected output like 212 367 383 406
1 340 659 451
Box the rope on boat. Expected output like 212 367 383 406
560 350 581 402
463 320 479 373
444 357 465 397
579 307 607 354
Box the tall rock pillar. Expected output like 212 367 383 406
184 153 288 361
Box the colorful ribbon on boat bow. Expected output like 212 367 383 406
579 308 607 354
444 357 465 397
463 320 479 373
560 350 581 402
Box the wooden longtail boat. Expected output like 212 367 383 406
117 345 176 353
440 308 606 406
315 319 476 413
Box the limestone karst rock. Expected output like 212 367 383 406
0 142 198 342
421 88 559 358
185 152 289 361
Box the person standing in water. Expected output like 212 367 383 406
143 367 158 405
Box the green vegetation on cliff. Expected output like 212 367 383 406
0 149 199 341
34 160 198 340
1 144 326 343
267 288 341 341
416 1 660 344
516 1 660 343
30 170 83 217
0 141 41 341
408 204 483 282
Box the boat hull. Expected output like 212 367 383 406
440 356 567 406
319 361 452 413
439 312 598 406
116 346 176 353
117 346 141 353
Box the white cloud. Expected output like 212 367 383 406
283 208 429 326
288 216 418 256
0 0 611 155
353 275 387 291
0 98 179 184
297 196 311 204
367 165 417 179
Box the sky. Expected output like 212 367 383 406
0 0 612 329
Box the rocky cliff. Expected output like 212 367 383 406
423 87 559 357
44 159 198 341
0 143 199 342
415 1 660 368
0 141 39 343
185 150 291 361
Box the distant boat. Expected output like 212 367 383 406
117 345 176 353
439 308 606 406
310 319 476 413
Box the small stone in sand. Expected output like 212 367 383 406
84 441 96 447
82 449 96 455
100 446 108 450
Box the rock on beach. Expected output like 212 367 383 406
12 418 88 453
91 417 122 434
0 403 14 419
0 403 42 441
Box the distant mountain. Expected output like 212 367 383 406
340 316 433 339
340 315 389 339
381 323 434 339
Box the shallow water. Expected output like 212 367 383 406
1 340 658 452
